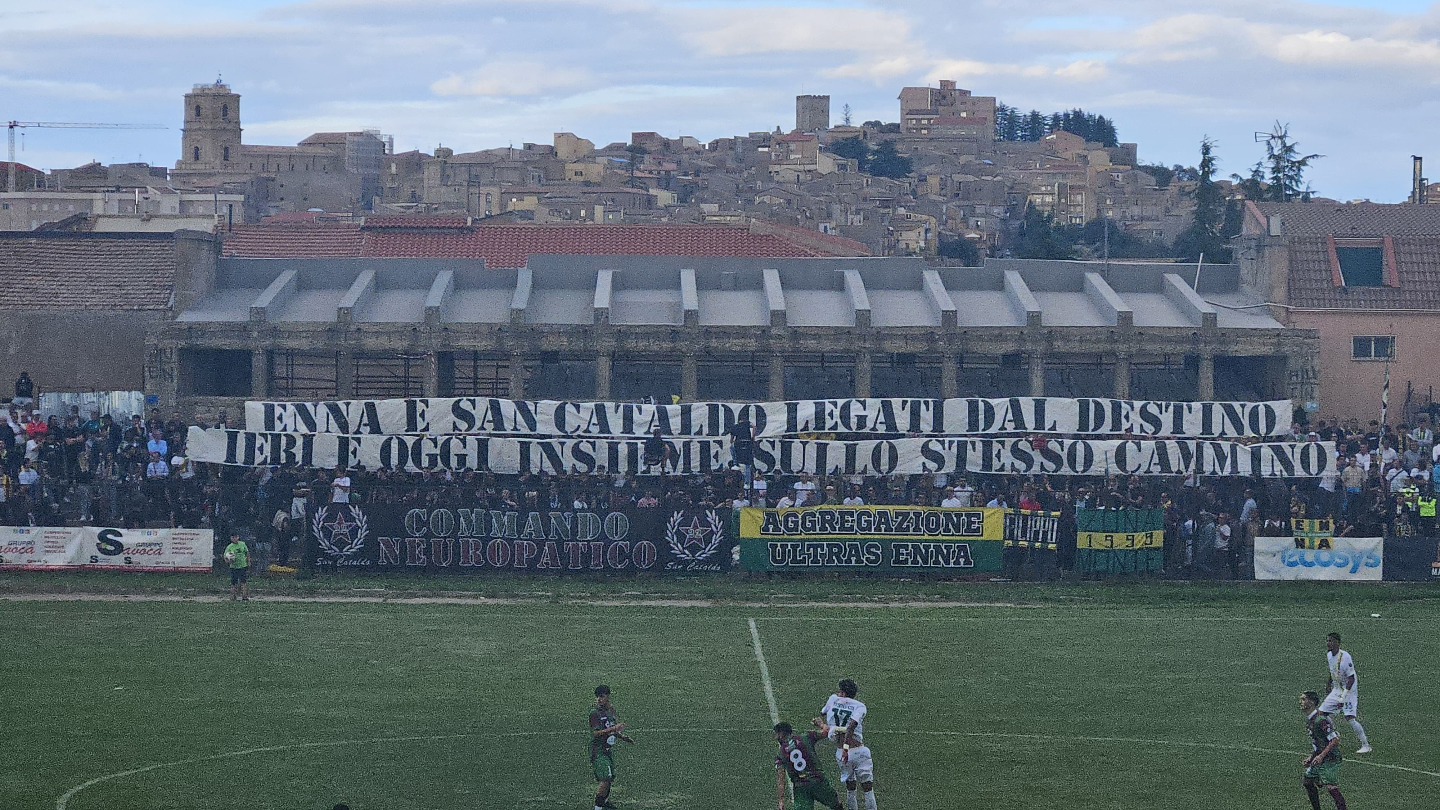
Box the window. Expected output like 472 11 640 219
221 104 229 120
223 146 230 162
1352 336 1394 360
193 146 200 162
1337 246 1385 287
194 104 201 119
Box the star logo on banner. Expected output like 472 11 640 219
313 505 368 558
680 516 712 552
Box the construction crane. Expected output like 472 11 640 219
7 121 168 192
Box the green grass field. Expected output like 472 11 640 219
6 581 1440 809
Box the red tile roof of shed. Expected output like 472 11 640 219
0 233 176 310
221 221 868 266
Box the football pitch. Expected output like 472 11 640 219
6 590 1440 809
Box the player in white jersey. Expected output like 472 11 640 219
818 678 877 810
1321 632 1372 754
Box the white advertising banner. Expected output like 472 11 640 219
244 397 1293 439
0 526 214 572
188 427 1336 478
1253 537 1384 581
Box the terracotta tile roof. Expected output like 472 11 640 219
298 132 359 146
220 221 868 266
0 233 176 310
223 221 366 257
1286 234 1440 309
1251 203 1440 309
1252 201 1440 237
361 215 472 229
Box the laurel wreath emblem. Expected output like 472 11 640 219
666 510 724 562
312 506 369 558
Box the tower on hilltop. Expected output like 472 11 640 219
796 95 830 133
177 80 242 173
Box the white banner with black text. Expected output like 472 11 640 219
244 397 1292 439
189 427 1334 478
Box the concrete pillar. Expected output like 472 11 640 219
854 351 872 398
768 354 785 401
423 351 440 397
250 349 269 398
336 350 356 398
1113 353 1131 399
681 353 698 402
1028 353 1045 397
596 352 613 400
1198 353 1215 400
508 353 526 399
940 355 958 398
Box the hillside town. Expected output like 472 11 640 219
2 79 1247 258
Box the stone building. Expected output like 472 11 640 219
0 231 207 391
796 95 831 133
897 80 996 139
170 80 385 216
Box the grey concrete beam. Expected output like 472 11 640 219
1198 352 1215 400
1163 273 1219 329
762 267 787 327
510 267 532 325
249 269 298 323
842 268 872 328
922 270 958 328
1084 272 1133 327
594 268 613 325
337 268 377 325
250 350 268 398
424 269 455 326
680 267 699 327
1003 270 1042 327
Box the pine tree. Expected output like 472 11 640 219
1174 137 1230 262
1023 110 1046 141
1260 121 1321 202
866 141 913 179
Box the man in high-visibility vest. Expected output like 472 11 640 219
1418 490 1437 535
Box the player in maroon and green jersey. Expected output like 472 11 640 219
1300 690 1348 810
774 721 843 810
588 685 633 810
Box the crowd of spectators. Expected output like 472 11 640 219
3 370 1438 579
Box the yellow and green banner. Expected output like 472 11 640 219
739 506 1054 573
1075 508 1165 574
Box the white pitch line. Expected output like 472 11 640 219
55 727 1439 808
748 617 780 725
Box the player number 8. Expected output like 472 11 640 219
789 748 808 770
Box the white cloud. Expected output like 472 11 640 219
1272 29 1440 70
430 63 595 98
678 8 912 57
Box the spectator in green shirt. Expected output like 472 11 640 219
224 532 250 602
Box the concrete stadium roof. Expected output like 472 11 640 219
177 255 1282 331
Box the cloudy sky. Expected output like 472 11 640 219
3 0 1437 202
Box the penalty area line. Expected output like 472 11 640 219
748 617 780 725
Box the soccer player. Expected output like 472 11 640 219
819 678 876 810
774 720 844 810
1300 690 1349 810
588 685 633 810
1322 632 1372 754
